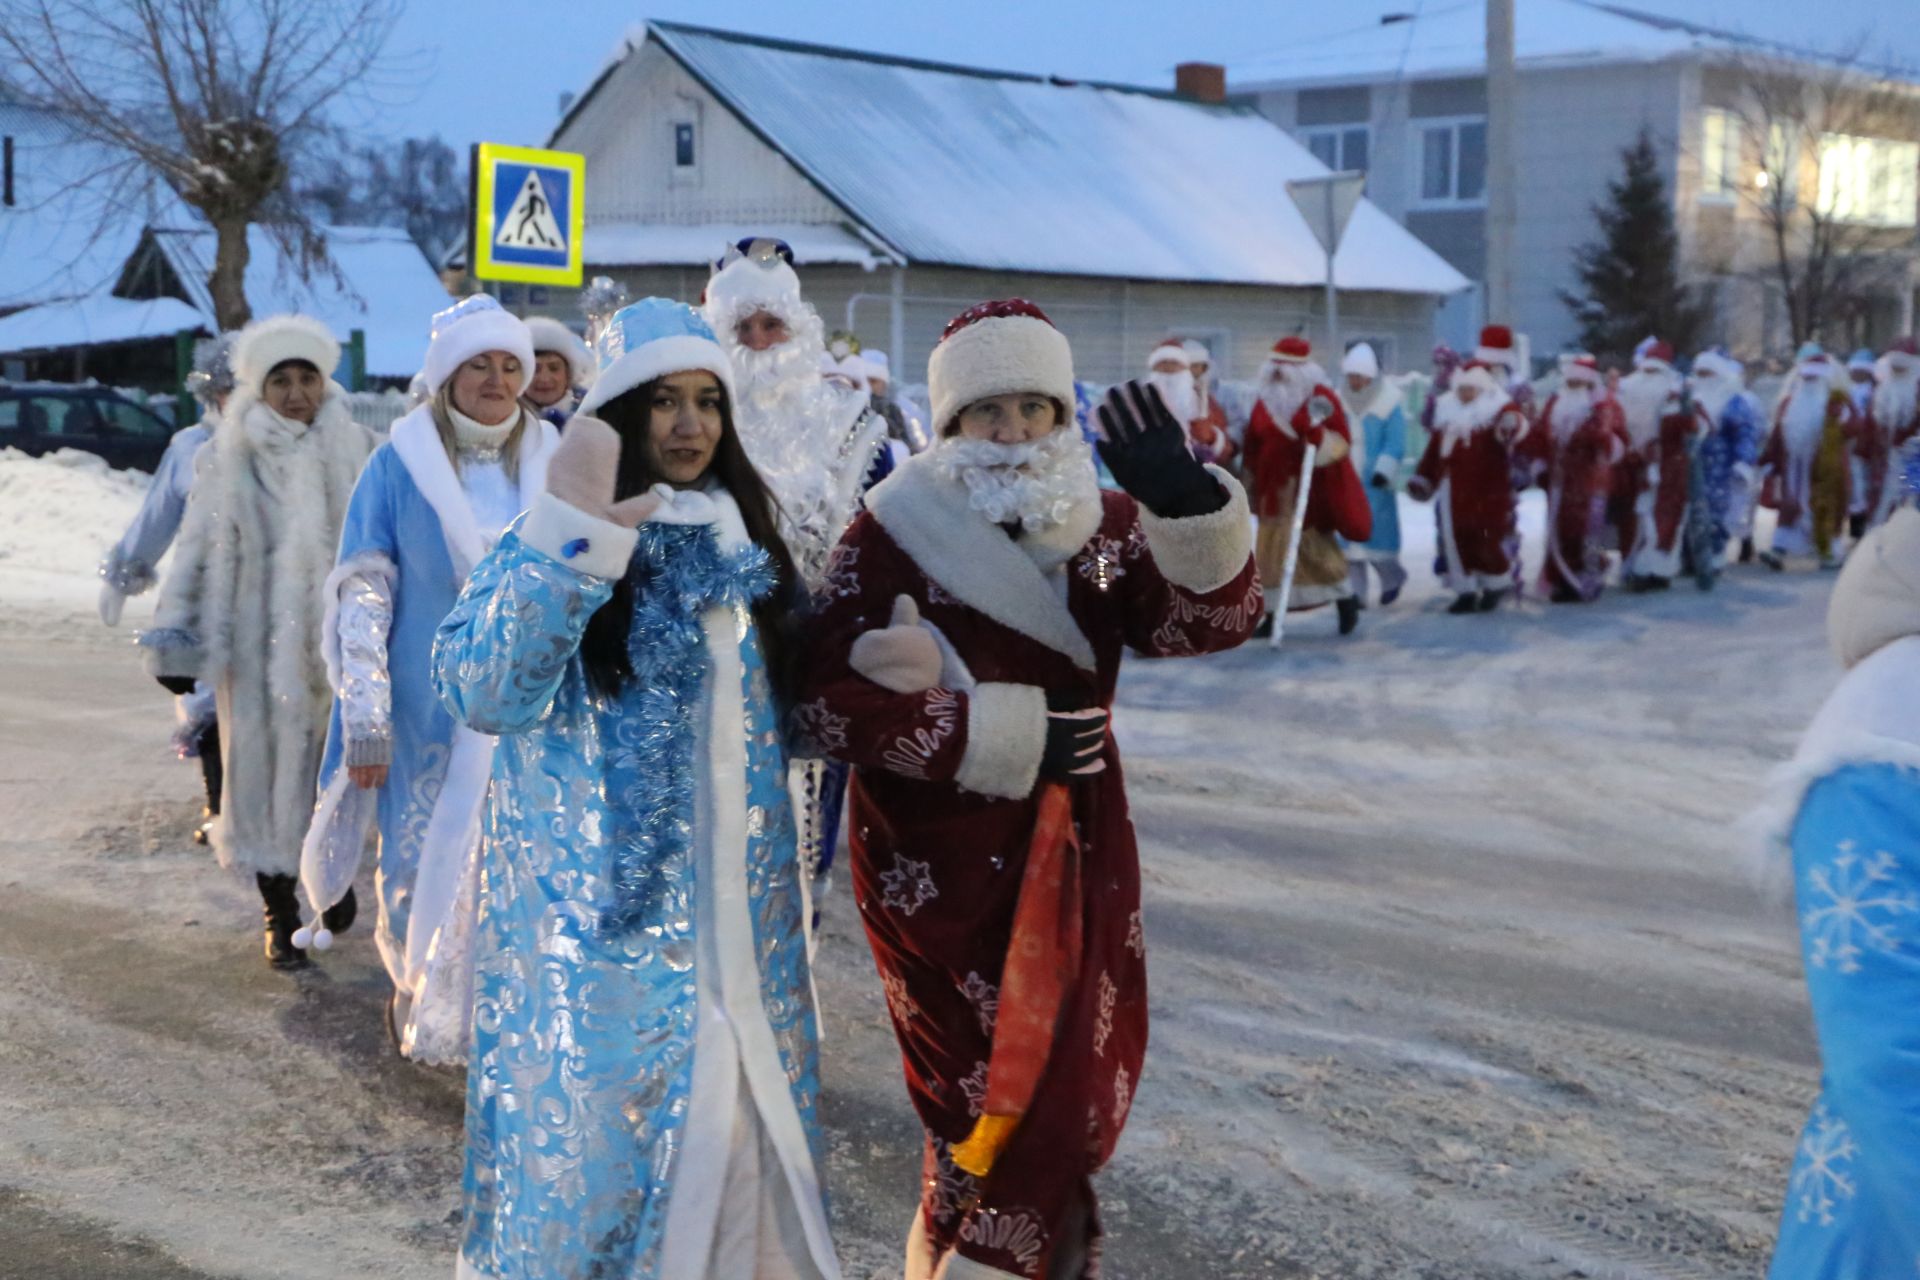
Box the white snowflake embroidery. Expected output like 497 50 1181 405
1112 1065 1132 1125
958 1060 990 1117
959 971 1000 1035
1092 970 1117 1057
791 696 849 755
1074 535 1128 588
1802 841 1918 974
882 968 921 1023
880 852 939 916
1125 909 1145 958
1790 1104 1858 1227
882 687 960 780
821 543 862 598
959 1207 1049 1277
926 1140 982 1226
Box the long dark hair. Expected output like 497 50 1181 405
577 378 802 704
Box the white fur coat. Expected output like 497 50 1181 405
147 384 374 873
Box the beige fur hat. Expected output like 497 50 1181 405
928 299 1076 437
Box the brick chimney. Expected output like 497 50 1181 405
1175 62 1227 104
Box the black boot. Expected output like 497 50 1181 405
256 873 310 971
1850 513 1868 540
1477 588 1506 612
1447 593 1479 615
1336 597 1361 635
322 886 358 935
1739 536 1755 564
1759 549 1786 572
1253 612 1275 639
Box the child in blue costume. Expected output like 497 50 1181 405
433 300 838 1280
1752 505 1920 1279
300 296 555 1057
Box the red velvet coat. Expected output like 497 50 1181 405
799 456 1259 1278
1407 397 1529 582
1524 394 1630 598
1242 386 1373 541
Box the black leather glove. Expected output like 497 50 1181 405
1039 691 1108 780
1096 382 1227 519
155 675 197 696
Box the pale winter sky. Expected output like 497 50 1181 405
350 0 1914 153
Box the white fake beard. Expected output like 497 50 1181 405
1688 377 1736 422
1874 369 1918 429
1615 370 1674 448
1147 371 1198 425
1259 366 1311 425
1781 379 1830 453
1435 387 1503 435
1549 386 1595 440
932 429 1101 533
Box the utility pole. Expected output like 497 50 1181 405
1485 0 1518 327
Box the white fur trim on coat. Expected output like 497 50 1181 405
233 313 340 390
576 332 737 420
388 405 557 580
928 314 1075 438
1135 465 1252 594
518 492 640 580
864 455 1098 671
524 315 596 387
954 682 1048 800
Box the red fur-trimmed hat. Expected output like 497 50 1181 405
929 299 1076 434
1638 339 1677 368
1270 336 1312 363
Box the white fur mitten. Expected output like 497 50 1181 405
849 595 943 693
545 415 662 528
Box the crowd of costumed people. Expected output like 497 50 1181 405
92 236 1918 1279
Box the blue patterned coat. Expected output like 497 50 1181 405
1699 391 1763 553
431 491 830 1280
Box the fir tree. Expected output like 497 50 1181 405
1560 130 1709 359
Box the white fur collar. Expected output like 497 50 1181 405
645 481 751 553
865 454 1099 671
390 406 557 580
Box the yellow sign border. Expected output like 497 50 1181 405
472 142 586 287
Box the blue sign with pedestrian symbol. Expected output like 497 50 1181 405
471 142 586 286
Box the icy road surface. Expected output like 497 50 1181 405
0 468 1829 1279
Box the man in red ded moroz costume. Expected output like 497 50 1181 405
1407 358 1530 612
1241 335 1372 636
1611 338 1711 590
1524 353 1631 603
800 299 1260 1279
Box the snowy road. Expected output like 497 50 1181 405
0 490 1833 1279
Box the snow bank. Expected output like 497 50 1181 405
0 447 153 613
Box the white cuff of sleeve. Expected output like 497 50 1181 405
953 682 1048 801
1137 464 1254 593
1372 455 1400 483
517 492 639 580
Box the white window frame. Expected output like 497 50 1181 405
1303 124 1371 175
1699 107 1741 205
1410 115 1487 209
1816 132 1920 228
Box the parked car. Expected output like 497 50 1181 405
0 381 176 473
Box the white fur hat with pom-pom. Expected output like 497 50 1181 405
232 314 340 391
424 294 535 394
927 298 1076 437
524 316 596 388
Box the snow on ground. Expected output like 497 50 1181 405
0 448 158 615
0 475 1835 1279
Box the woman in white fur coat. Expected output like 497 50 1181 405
142 314 375 970
299 295 557 1056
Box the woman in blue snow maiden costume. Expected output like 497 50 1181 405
1751 503 1920 1279
433 298 840 1280
298 296 557 1060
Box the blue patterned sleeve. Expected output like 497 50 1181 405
431 528 619 736
1790 762 1920 1260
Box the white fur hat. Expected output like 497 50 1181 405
1342 342 1380 380
865 349 891 376
1181 338 1211 366
1829 507 1920 668
928 299 1076 436
424 295 535 394
702 250 806 334
524 316 596 388
1147 341 1190 370
232 314 340 391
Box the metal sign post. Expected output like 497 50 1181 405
470 142 587 289
1284 171 1365 360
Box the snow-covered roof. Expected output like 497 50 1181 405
569 23 1466 296
0 101 191 311
583 220 886 269
1231 0 1895 90
0 294 207 356
142 224 453 378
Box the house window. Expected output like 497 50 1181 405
1415 118 1486 206
1817 133 1920 227
1700 107 1741 202
674 122 696 168
1305 125 1370 174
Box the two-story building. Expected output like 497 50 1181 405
1235 0 1920 362
524 21 1467 388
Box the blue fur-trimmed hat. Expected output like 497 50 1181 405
576 297 736 418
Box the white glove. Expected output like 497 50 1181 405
98 583 126 628
849 596 943 693
545 415 663 528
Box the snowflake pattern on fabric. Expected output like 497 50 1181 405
1112 1065 1132 1125
882 968 922 1023
924 1138 982 1227
820 543 862 599
880 851 939 916
958 1059 990 1117
1092 970 1118 1057
959 971 1000 1034
1802 840 1918 974
881 688 960 780
790 696 850 755
924 577 960 607
1790 1103 1858 1227
1073 535 1129 590
959 1207 1049 1278
1125 909 1145 958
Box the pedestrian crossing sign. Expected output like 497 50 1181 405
471 142 586 286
